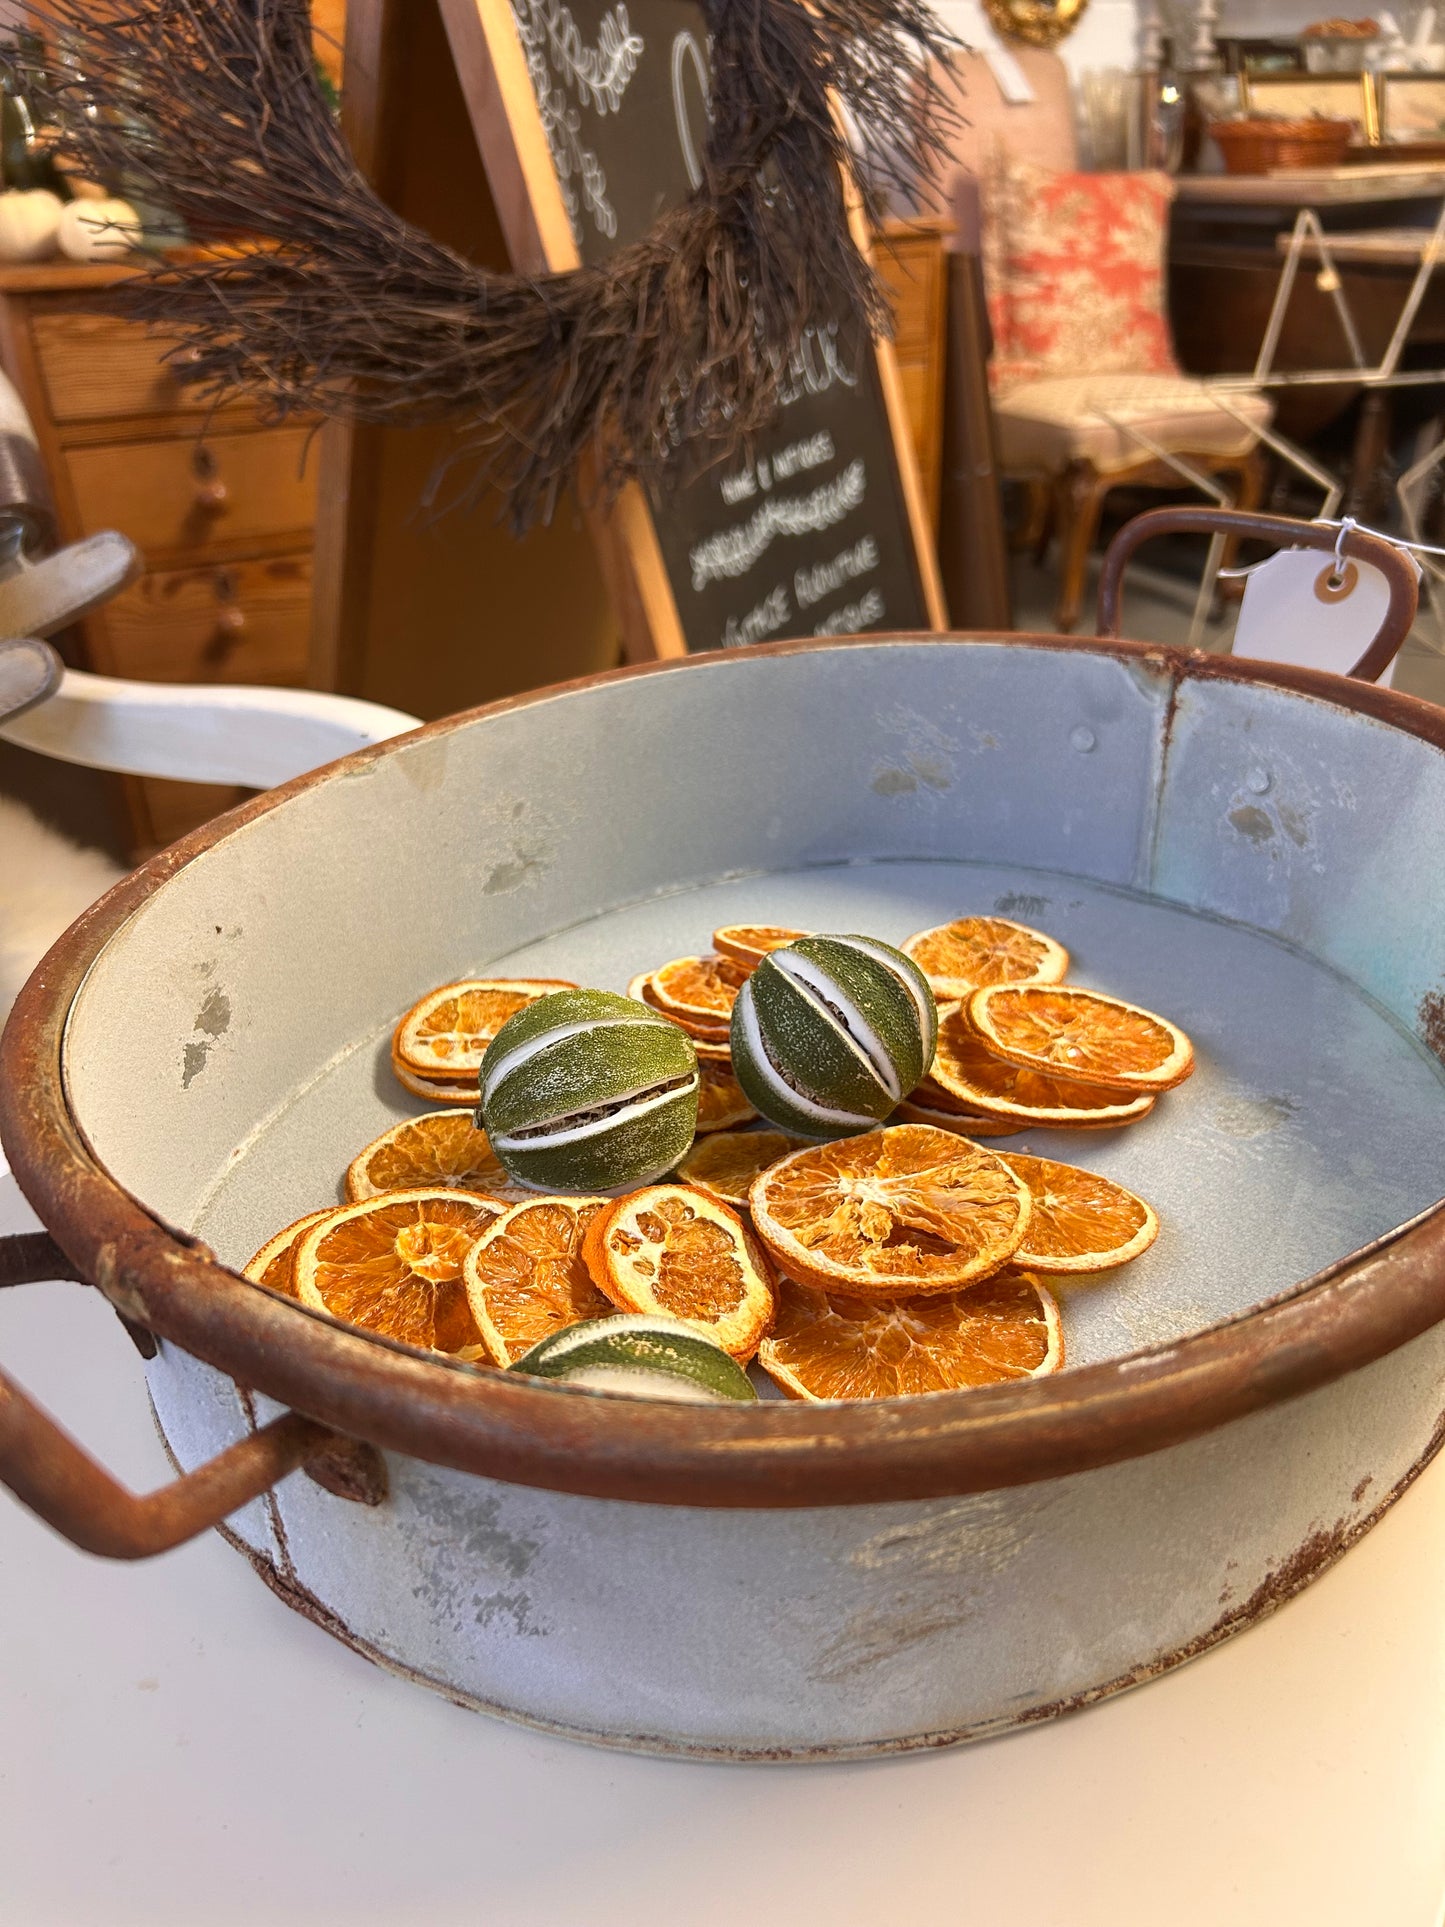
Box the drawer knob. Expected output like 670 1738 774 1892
194 478 229 512
214 604 246 638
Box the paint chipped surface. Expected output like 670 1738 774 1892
811 1495 1045 1684
1211 1093 1299 1139
870 705 960 798
1420 988 1445 1064
404 1478 551 1641
1227 803 1275 844
994 891 1051 919
180 985 231 1087
194 987 230 1038
482 849 550 894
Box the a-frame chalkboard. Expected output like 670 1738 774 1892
439 0 946 657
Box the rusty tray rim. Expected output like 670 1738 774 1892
5 630 1445 1510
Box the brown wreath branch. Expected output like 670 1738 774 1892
20 0 957 529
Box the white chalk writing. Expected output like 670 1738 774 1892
794 535 879 609
512 0 644 240
721 584 792 648
688 460 867 590
814 588 884 635
772 431 835 481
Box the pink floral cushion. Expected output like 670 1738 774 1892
984 157 1178 395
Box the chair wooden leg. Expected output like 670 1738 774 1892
1015 479 1051 556
1054 463 1107 634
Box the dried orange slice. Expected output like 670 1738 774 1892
243 1207 339 1297
758 1269 1061 1401
646 955 748 1028
393 979 576 1079
748 1123 1030 1300
390 1047 480 1107
294 1188 503 1355
968 984 1194 1093
675 1129 804 1208
691 1035 735 1060
894 1094 1021 1137
626 972 731 1042
695 1056 757 1132
585 1185 776 1360
1001 1152 1159 1273
930 1007 1156 1130
346 1111 530 1204
902 916 1069 999
712 924 809 968
896 1058 1022 1134
463 1196 612 1365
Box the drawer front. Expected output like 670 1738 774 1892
134 777 253 858
32 312 220 424
879 244 942 363
96 553 312 686
65 426 318 562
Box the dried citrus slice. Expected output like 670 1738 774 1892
676 1129 804 1208
748 1123 1030 1300
712 924 809 967
627 972 731 1042
758 1269 1061 1401
894 1095 1021 1137
463 1195 612 1365
930 1007 1156 1129
1001 1152 1159 1273
390 1048 480 1106
695 1056 757 1132
902 916 1069 1000
394 979 576 1079
585 1184 776 1361
968 984 1194 1093
646 955 748 1028
346 1111 531 1204
294 1188 503 1355
243 1207 339 1297
895 1063 1022 1135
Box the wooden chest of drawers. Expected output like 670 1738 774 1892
0 262 318 853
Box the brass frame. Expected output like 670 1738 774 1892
981 0 1089 52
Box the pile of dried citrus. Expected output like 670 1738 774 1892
243 915 1192 1404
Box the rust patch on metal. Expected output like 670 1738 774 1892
1419 989 1445 1065
304 1436 389 1507
1228 803 1275 844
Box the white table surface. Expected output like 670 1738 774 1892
2 1166 1443 1927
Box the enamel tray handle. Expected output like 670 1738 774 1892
0 1231 337 1558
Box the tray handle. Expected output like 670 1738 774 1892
0 1232 338 1558
1096 507 1419 683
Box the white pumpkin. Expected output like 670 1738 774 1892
0 189 63 264
57 195 142 264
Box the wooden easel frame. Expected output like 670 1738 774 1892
437 0 946 657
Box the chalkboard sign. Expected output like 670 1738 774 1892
441 0 945 655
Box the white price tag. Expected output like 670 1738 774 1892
1233 547 1406 686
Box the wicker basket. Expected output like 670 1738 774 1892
1209 116 1356 174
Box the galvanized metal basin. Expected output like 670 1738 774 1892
4 634 1445 1759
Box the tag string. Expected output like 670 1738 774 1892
1218 514 1445 581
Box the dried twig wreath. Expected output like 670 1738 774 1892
21 0 956 529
